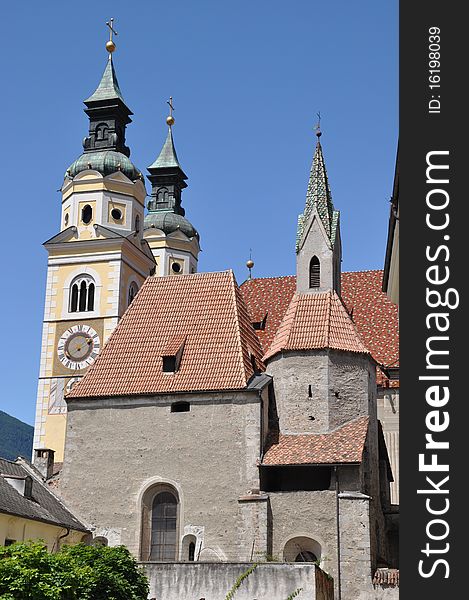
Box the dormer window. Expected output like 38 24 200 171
161 335 186 373
163 356 177 373
252 313 268 331
309 256 320 288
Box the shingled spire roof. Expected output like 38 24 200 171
296 134 340 251
84 55 126 104
148 126 182 170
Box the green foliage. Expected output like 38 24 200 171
224 563 258 600
285 589 303 600
0 541 149 600
0 410 33 461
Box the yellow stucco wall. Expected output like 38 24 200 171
0 513 85 551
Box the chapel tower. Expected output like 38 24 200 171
143 105 200 275
296 130 342 294
33 32 155 461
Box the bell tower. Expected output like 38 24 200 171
144 100 200 276
33 26 155 462
296 129 342 294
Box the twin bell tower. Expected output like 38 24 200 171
33 21 200 460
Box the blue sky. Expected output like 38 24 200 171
0 1 397 425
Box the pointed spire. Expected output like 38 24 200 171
84 55 125 104
296 130 339 251
148 126 182 170
146 104 188 215
305 134 334 235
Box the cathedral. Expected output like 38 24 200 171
32 33 399 600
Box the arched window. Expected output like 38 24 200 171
284 536 322 564
95 123 109 141
69 275 95 313
135 215 140 233
128 282 139 306
309 256 320 288
141 484 180 561
181 534 197 562
188 541 196 561
150 491 178 560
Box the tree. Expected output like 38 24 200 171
0 541 149 600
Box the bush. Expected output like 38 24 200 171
0 541 149 600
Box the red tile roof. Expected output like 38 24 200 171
240 270 399 383
341 271 399 368
262 416 369 465
240 276 296 352
263 291 369 361
68 271 265 399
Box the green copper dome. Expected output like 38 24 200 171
144 211 199 240
66 151 143 181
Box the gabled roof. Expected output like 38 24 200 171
0 458 87 532
263 290 369 362
240 270 399 383
262 416 369 465
67 271 265 399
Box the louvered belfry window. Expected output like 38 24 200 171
309 256 320 288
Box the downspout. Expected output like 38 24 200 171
334 466 342 600
54 527 71 552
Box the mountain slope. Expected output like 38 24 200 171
0 411 33 461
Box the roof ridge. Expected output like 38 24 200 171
284 293 300 349
228 271 251 385
326 290 333 347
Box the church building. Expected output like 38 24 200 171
32 31 399 600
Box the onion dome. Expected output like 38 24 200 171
144 211 199 240
66 150 143 181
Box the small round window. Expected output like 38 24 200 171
171 262 182 274
111 208 122 221
81 205 93 224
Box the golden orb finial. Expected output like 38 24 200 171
246 250 255 279
105 18 118 54
246 259 254 269
166 97 175 127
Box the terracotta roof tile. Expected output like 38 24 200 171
240 270 399 384
68 271 265 399
263 290 369 361
262 417 369 465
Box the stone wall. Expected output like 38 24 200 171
267 350 375 436
142 562 317 600
60 391 265 561
267 351 330 434
377 388 399 504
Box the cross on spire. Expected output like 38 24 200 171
167 97 175 117
106 18 118 42
314 111 322 138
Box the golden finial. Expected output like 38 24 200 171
246 249 254 279
105 18 118 54
314 111 322 138
166 97 175 126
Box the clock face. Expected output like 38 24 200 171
57 325 100 370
